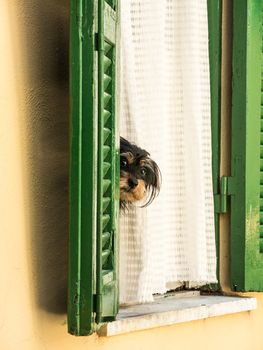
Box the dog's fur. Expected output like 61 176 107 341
120 137 161 210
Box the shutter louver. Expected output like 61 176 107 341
231 0 263 291
105 0 115 8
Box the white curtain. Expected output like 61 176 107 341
119 0 217 305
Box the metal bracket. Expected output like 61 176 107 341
214 176 235 214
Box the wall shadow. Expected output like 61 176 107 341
12 1 70 314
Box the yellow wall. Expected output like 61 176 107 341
1 1 263 349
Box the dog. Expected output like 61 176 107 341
120 137 161 210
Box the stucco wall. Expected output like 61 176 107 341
1 1 263 349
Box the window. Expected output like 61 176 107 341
68 0 262 336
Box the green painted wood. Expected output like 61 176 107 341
68 0 97 335
68 0 119 335
96 0 119 323
69 0 119 335
231 0 263 291
105 0 115 9
206 0 222 290
259 7 263 252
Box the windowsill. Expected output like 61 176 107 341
98 291 257 336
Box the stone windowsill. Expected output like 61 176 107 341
98 291 257 336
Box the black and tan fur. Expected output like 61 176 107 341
120 137 161 210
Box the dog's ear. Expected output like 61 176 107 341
120 137 150 158
120 137 131 153
143 158 161 207
150 159 161 191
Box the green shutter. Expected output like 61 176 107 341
96 0 119 323
230 0 263 291
260 4 263 254
68 0 119 336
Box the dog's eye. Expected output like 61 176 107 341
141 168 147 176
121 159 128 168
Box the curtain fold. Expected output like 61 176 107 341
119 0 217 304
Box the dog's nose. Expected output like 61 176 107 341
128 177 138 189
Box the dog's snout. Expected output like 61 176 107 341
128 177 138 189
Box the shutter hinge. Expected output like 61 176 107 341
214 176 235 214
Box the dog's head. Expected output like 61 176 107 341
120 137 161 209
